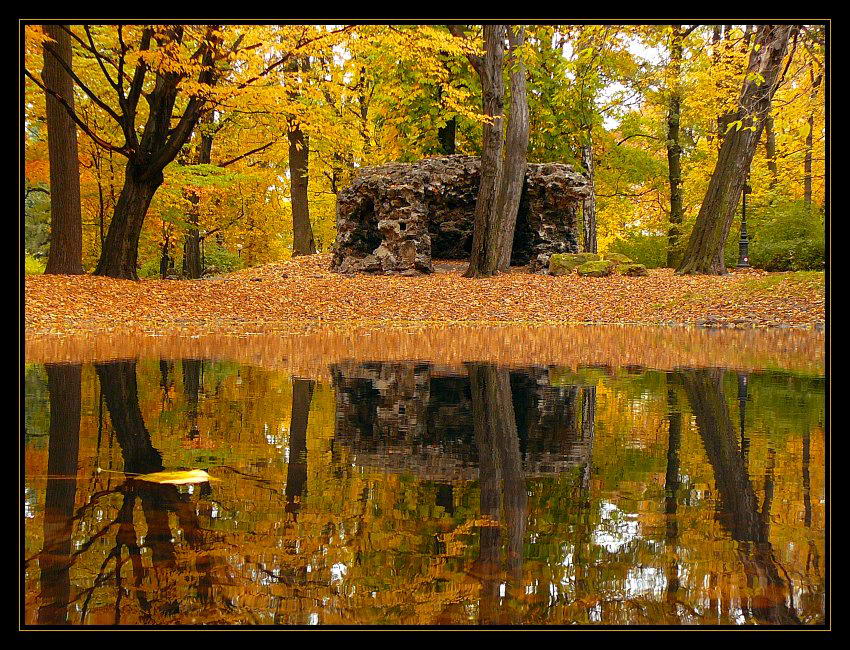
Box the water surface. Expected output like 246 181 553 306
24 327 826 626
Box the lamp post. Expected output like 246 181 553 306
736 180 752 268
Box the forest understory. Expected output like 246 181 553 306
25 254 825 338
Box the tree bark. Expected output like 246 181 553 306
496 27 531 271
94 26 219 280
666 26 685 267
94 164 163 279
580 137 597 254
677 25 793 275
437 116 457 155
464 25 506 278
288 122 317 256
764 114 778 191
42 24 83 275
37 364 81 625
803 66 823 209
183 116 213 279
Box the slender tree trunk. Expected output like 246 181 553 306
37 364 81 625
94 164 163 280
764 114 778 191
803 67 823 210
437 116 457 155
666 26 685 267
287 57 317 256
183 118 213 279
42 24 83 275
580 136 598 254
464 25 506 278
288 122 316 256
677 25 793 275
496 27 530 271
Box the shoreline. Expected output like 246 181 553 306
25 254 825 339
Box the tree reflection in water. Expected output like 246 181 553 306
24 357 824 626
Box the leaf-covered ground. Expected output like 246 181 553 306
25 254 825 338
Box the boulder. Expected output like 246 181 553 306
576 260 615 277
549 252 601 276
619 263 648 277
331 155 590 274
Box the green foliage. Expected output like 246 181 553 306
724 200 824 271
25 254 46 275
203 243 245 275
608 232 668 268
25 187 51 259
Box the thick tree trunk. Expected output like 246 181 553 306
677 25 793 275
464 25 506 278
496 27 530 272
285 378 314 517
288 122 317 256
37 364 81 625
666 26 685 268
580 138 598 254
42 25 83 275
94 163 163 280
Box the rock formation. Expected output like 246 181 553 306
331 155 590 274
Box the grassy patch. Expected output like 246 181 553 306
734 271 824 296
25 255 45 275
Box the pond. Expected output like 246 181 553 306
23 326 826 626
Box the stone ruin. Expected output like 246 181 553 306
330 155 590 275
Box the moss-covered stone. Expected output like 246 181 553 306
576 260 615 277
603 252 633 265
548 252 601 275
619 263 648 276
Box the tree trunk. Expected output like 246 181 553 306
677 25 793 275
495 27 531 272
42 24 83 275
183 119 213 279
580 137 598 254
437 116 457 155
37 363 81 625
94 163 163 280
288 122 317 256
803 67 823 209
464 25 506 278
666 26 685 268
764 114 778 191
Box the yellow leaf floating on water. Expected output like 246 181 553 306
132 469 220 485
